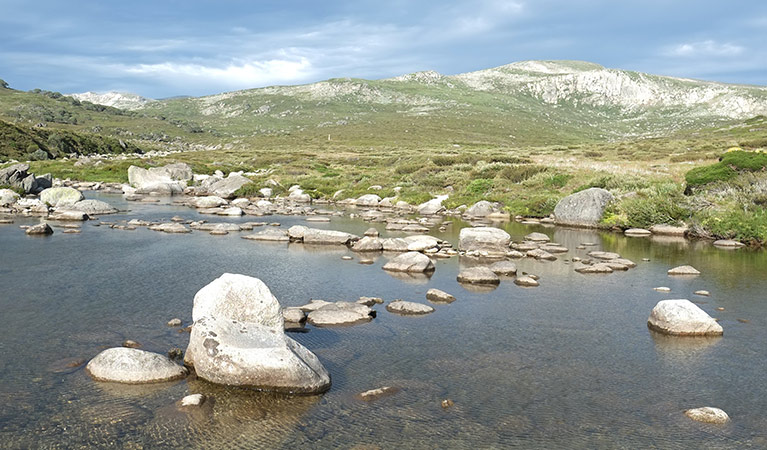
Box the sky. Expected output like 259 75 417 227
0 0 765 98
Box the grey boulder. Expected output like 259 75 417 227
39 187 84 207
457 267 500 285
554 188 613 228
458 227 511 256
68 199 118 215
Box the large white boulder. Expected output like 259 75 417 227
355 194 381 207
86 347 187 383
39 187 84 207
647 299 723 336
184 274 331 393
458 227 511 256
0 189 20 206
417 196 447 215
206 174 253 199
128 164 190 195
554 188 613 228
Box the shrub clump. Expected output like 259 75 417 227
685 150 767 188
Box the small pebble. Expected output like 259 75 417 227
341 256 353 260
167 318 182 327
441 399 455 409
180 393 206 407
122 340 141 349
654 287 671 292
694 290 710 296
716 307 725 311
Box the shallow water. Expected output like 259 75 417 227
1 193 766 448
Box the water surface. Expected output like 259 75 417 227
1 194 765 448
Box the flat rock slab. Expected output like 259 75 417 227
148 223 191 233
668 265 700 275
527 248 556 261
625 228 651 236
684 407 730 424
306 302 373 326
457 267 500 285
713 239 745 248
242 229 289 241
426 288 456 303
386 300 435 315
587 251 621 260
575 263 613 274
647 299 723 336
86 347 187 384
525 232 550 242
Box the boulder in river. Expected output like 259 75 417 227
465 200 499 218
206 174 253 199
355 194 381 207
426 288 456 303
184 273 331 394
647 299 723 336
458 227 511 257
382 252 435 273
0 189 20 206
25 223 53 235
514 275 539 287
553 188 613 228
456 267 500 285
489 261 517 276
386 300 435 315
352 236 384 252
306 302 374 326
86 347 187 383
668 265 700 275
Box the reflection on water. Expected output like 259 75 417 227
1 193 766 448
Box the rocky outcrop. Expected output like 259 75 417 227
184 274 331 394
553 188 613 227
39 187 84 207
458 227 511 256
382 252 435 272
86 347 187 383
205 174 253 199
647 299 723 336
128 164 191 195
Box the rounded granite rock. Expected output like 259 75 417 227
86 347 187 384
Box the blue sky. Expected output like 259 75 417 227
1 0 765 98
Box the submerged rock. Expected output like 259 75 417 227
148 223 191 234
713 239 745 248
86 347 187 383
524 232 550 243
647 299 723 336
684 407 730 424
184 273 331 394
382 252 435 273
357 386 399 401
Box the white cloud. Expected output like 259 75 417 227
449 0 525 35
665 40 744 57
118 57 314 88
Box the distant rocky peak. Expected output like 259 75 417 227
68 91 154 110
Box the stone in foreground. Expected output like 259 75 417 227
382 252 435 273
426 288 456 303
386 300 435 315
668 265 701 275
684 407 730 424
184 273 330 394
86 347 187 384
456 267 500 285
647 299 723 336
